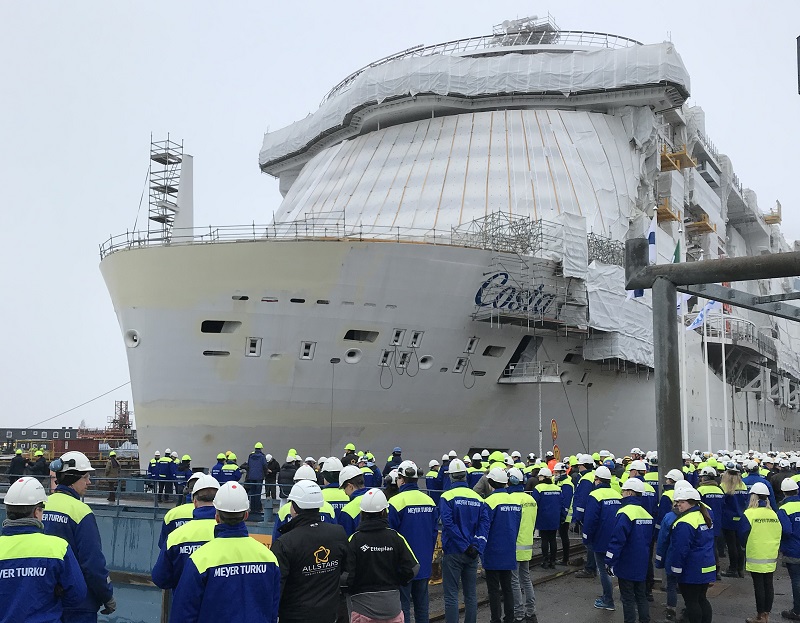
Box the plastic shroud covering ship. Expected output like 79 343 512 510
100 16 800 468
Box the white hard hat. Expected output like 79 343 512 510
504 456 514 466
507 468 524 483
429 459 440 468
213 482 249 513
665 469 685 482
700 466 717 477
674 480 693 493
481 449 489 458
538 467 553 478
487 467 509 484
323 457 343 471
595 466 612 480
553 462 566 472
750 482 770 496
629 460 647 472
171 452 178 458
447 459 467 474
264 454 273 462
286 453 295 462
621 478 645 493
338 465 362 487
674 486 701 502
441 454 449 462
631 447 643 455
165 448 171 454
294 464 317 481
780 459 791 468
511 451 521 458
528 453 536 460
318 457 327 465
360 488 388 512
682 452 691 460
398 461 419 479
599 450 610 458
192 474 221 495
580 454 594 464
154 451 161 457
472 453 482 461
304 456 316 464
293 454 302 462
448 450 457 458
288 480 324 509
782 478 799 492
187 471 203 485
56 451 94 473
5 477 47 506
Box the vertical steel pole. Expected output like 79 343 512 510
652 276 682 483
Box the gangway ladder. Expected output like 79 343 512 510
148 134 183 240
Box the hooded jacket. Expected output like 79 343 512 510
665 506 716 585
271 510 349 623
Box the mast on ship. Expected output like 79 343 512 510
147 134 193 242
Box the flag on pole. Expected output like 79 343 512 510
686 300 722 331
627 213 658 299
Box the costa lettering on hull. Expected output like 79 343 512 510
475 272 557 315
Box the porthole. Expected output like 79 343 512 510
419 356 433 370
345 349 362 364
124 330 140 348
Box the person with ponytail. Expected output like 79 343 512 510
738 482 787 623
720 462 748 578
666 486 715 623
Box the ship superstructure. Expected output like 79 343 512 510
100 16 800 466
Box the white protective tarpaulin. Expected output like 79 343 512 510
585 261 653 367
260 43 689 167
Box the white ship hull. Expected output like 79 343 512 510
101 239 793 469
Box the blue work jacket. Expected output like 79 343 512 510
665 506 716 584
531 481 562 531
605 496 654 582
439 482 490 556
481 488 522 571
582 483 622 553
389 483 439 579
152 505 217 590
171 522 280 623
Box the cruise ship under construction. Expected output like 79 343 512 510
99 16 800 467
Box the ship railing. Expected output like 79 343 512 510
502 360 561 379
320 29 642 105
100 215 594 260
684 312 779 361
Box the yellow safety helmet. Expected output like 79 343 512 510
217 453 225 460
227 453 237 461
344 443 356 452
182 454 191 461
254 442 263 449
108 451 116 457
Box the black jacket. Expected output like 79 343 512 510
278 462 299 498
345 515 419 595
272 511 348 623
29 457 49 476
7 455 28 479
265 458 281 483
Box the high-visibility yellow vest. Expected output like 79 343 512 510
509 490 538 562
743 506 781 573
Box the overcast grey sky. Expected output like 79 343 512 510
1 1 798 430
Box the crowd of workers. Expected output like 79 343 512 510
3 443 800 623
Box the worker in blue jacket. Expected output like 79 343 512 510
390 460 440 623
147 451 160 492
439 459 490 623
582 465 622 611
152 475 220 590
172 482 281 623
554 462 574 565
159 473 204 548
696 466 724 580
605 478 654 623
336 465 370 536
210 453 225 481
666 486 716 623
778 478 800 621
720 463 749 578
573 454 598 579
157 452 177 502
42 452 115 622
245 442 269 513
0 476 88 622
482 467 522 623
532 467 561 568
217 453 242 484
655 482 689 623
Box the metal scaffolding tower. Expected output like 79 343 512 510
148 135 183 239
